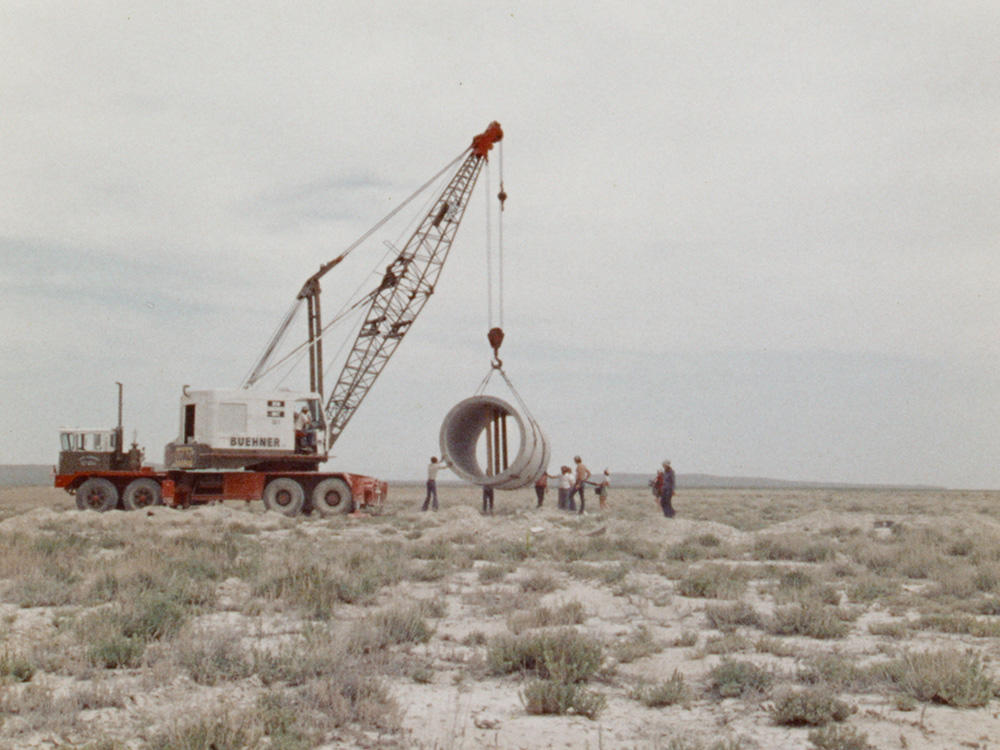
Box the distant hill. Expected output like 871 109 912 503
0 465 52 487
607 472 944 491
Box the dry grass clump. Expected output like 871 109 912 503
613 625 666 663
769 687 852 726
487 628 604 683
520 679 606 719
875 649 995 707
629 669 691 707
519 569 562 593
0 649 35 683
508 601 586 634
347 602 434 654
708 658 774 699
488 628 606 718
752 534 834 563
808 724 875 750
705 601 763 632
253 543 405 616
677 565 748 599
767 599 851 639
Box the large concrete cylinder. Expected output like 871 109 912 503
439 395 549 490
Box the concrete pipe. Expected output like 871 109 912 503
439 395 549 490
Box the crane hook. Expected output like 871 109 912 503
487 326 504 368
497 182 507 211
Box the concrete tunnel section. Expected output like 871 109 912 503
439 395 549 490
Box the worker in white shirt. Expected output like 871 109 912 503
422 456 450 511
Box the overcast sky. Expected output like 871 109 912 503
2 2 998 489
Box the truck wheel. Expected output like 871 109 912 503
76 478 118 512
311 478 354 515
122 478 162 510
263 478 305 517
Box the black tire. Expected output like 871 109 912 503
122 478 162 511
263 478 305 517
311 477 354 515
76 478 119 512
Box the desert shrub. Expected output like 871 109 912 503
768 600 849 639
769 687 852 726
753 535 833 562
487 628 603 683
175 631 253 685
867 620 908 638
876 649 995 707
673 630 699 648
348 603 432 653
0 650 35 683
88 634 145 669
410 538 454 561
808 724 875 750
478 563 511 583
147 710 261 750
754 636 799 658
520 569 561 593
703 633 752 655
797 654 875 692
629 669 690 707
521 678 606 718
846 575 900 603
613 625 665 663
295 671 401 732
708 658 774 698
677 565 747 599
252 633 349 687
508 601 586 634
915 614 1000 638
705 601 763 632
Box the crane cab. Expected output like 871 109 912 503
164 388 327 471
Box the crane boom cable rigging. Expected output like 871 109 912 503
242 149 468 390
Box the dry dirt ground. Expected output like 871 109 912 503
2 484 1000 749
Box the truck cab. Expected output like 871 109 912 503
57 428 143 475
163 388 327 471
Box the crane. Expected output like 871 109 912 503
243 121 504 454
58 121 505 516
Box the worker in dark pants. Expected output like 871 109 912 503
422 457 449 511
482 485 494 515
659 460 676 518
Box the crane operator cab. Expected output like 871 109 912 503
164 388 327 471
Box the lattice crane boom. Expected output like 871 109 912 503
319 122 502 450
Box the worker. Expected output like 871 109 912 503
659 460 676 518
596 469 610 510
558 465 573 511
570 455 591 515
294 407 310 452
422 456 450 511
534 469 556 508
482 484 494 515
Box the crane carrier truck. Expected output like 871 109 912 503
54 121 505 516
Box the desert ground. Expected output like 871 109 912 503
2 483 1000 750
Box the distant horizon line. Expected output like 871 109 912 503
0 464 968 491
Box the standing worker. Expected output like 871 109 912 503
422 456 450 511
482 484 495 515
659 460 676 518
534 469 556 508
596 469 610 511
570 455 591 515
558 466 573 510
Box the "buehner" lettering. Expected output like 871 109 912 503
230 437 281 447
